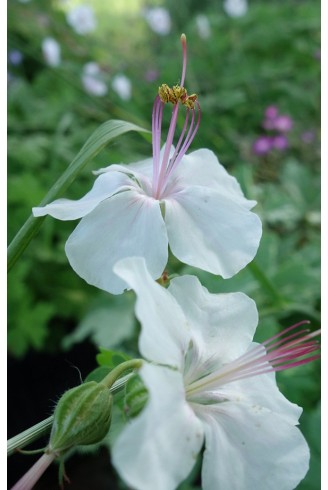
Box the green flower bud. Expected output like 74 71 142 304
48 381 112 454
124 374 149 418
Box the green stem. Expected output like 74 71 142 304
7 370 139 456
8 120 150 271
101 359 143 389
248 261 284 304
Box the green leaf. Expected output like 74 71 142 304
96 348 131 370
8 119 150 271
62 293 136 350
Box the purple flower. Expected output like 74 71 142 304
272 135 288 151
8 50 23 66
264 105 278 120
301 131 315 144
145 69 159 83
252 136 272 155
273 115 293 132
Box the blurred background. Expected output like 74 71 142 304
8 0 320 488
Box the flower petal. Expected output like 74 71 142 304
168 275 258 377
173 149 256 209
32 171 133 220
112 363 204 490
216 370 302 425
164 186 262 278
113 257 190 368
65 190 168 295
197 402 309 490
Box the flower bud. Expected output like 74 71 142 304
124 375 149 418
48 381 112 454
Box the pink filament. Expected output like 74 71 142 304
187 322 321 393
151 36 200 199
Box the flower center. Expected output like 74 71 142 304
152 34 201 200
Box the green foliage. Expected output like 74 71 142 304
8 0 320 489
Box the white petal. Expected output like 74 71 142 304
95 145 174 183
65 190 168 295
113 257 190 368
173 149 256 209
112 363 204 490
165 186 262 278
197 402 309 490
32 171 133 220
216 369 302 425
168 276 258 377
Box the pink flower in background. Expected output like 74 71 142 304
252 136 272 155
33 35 261 294
255 106 293 156
272 134 288 151
144 69 159 83
264 105 278 119
111 257 319 490
274 114 293 132
301 131 315 144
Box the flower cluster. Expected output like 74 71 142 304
21 34 320 490
253 106 293 156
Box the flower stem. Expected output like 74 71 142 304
101 359 143 389
248 261 284 305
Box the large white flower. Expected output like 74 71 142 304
111 257 319 490
33 35 261 295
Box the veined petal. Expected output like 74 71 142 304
197 402 309 490
214 368 302 425
95 145 175 183
168 276 258 378
164 186 262 278
65 190 168 295
113 257 190 368
112 363 204 490
32 171 134 220
173 149 257 209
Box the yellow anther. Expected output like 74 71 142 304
158 83 198 109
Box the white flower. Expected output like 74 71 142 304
143 7 171 36
195 14 211 39
223 0 248 18
111 257 319 490
111 74 132 101
66 5 97 35
42 38 61 67
82 62 107 96
32 35 261 295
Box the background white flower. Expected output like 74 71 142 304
82 62 107 96
66 5 97 35
223 0 248 18
111 257 315 490
111 74 132 101
42 38 61 67
195 14 211 39
143 7 171 36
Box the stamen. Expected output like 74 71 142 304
151 34 200 199
186 322 321 396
